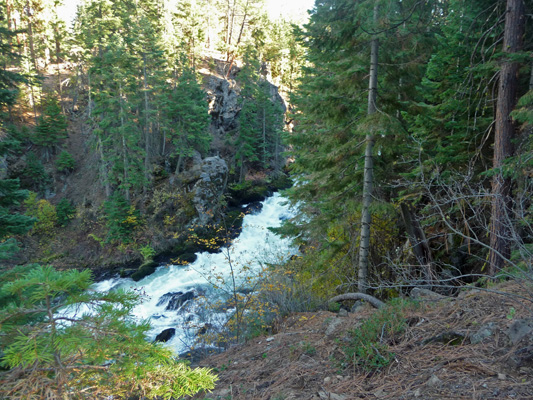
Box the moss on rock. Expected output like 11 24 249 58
131 260 158 282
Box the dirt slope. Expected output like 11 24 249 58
194 282 533 400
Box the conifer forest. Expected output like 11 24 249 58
0 0 532 398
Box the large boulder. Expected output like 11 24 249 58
192 156 228 225
154 328 176 343
157 290 196 311
130 260 158 282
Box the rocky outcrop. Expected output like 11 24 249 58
192 156 228 225
207 76 240 136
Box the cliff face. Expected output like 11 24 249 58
203 59 287 162
5 58 288 275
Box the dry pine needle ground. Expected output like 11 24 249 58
194 281 533 400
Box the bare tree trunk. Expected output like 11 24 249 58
25 1 37 71
400 202 434 285
98 136 111 197
227 0 235 59
6 0 12 52
357 4 378 294
225 0 250 78
119 82 130 201
529 60 533 91
488 0 525 275
143 53 152 192
262 104 266 167
88 71 92 117
274 115 281 174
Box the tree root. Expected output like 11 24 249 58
329 293 385 309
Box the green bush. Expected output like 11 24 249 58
55 150 76 172
139 244 156 262
344 298 416 371
56 198 76 226
24 192 57 235
22 152 50 192
104 192 141 243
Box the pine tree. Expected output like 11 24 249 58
0 12 35 261
0 178 35 260
163 64 211 174
488 0 526 275
33 93 67 158
285 0 438 290
234 46 261 181
0 265 217 398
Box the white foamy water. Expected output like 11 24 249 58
90 193 296 354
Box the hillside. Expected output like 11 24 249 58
5 59 290 277
194 282 533 400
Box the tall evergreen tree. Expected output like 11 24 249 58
234 47 261 181
285 0 438 291
0 9 35 261
33 93 67 158
489 0 526 275
162 64 211 174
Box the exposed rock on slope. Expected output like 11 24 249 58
192 156 228 225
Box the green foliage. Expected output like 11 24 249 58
104 192 141 243
163 64 211 172
300 340 316 356
23 192 57 235
33 94 68 148
56 198 76 226
283 0 437 287
22 151 50 193
344 299 415 371
55 149 76 172
0 179 35 241
234 46 262 181
140 243 156 262
0 265 217 398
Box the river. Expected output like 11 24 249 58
91 193 296 355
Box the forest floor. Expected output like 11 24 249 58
193 281 533 400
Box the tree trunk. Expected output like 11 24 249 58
98 136 111 197
488 0 525 275
400 202 434 285
25 1 37 71
143 53 152 192
119 82 130 201
6 0 12 53
357 4 378 294
225 0 250 78
262 104 266 167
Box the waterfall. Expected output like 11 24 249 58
91 192 296 355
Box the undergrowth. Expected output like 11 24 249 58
344 298 418 371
